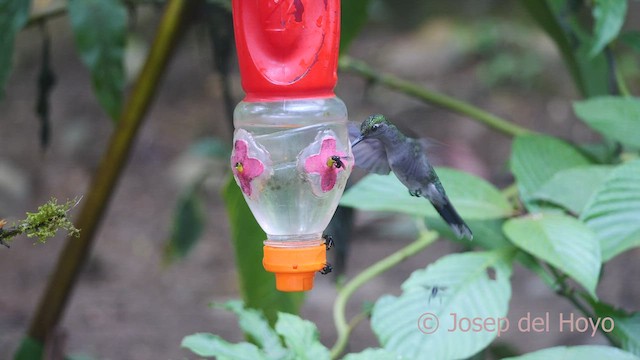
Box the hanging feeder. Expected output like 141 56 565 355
230 0 351 292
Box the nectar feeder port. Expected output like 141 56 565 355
230 0 351 292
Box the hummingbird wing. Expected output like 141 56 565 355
348 122 391 175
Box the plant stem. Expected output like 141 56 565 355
523 257 619 346
26 0 195 343
338 56 533 138
613 59 632 97
330 231 438 359
26 3 67 28
347 311 369 334
546 266 593 317
0 227 21 241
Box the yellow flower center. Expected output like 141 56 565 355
235 162 244 173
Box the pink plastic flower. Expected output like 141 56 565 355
232 139 264 196
304 138 348 192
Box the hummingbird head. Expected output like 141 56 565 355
352 114 392 147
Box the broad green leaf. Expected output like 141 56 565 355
343 348 406 360
593 302 640 356
574 97 640 148
510 134 590 211
274 313 331 360
181 333 266 360
503 345 640 360
590 0 628 56
13 336 44 360
340 168 512 220
163 185 206 263
69 0 127 120
578 141 620 164
0 0 30 99
340 0 370 53
222 178 304 324
371 250 513 359
621 31 640 53
503 213 601 298
532 166 613 215
581 160 640 261
572 32 610 97
220 300 289 359
614 313 640 356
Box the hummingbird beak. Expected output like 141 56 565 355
351 136 365 148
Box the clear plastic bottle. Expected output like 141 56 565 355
230 0 348 291
234 97 350 242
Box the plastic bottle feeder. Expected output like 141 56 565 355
230 0 351 292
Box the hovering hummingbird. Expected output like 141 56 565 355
350 114 473 240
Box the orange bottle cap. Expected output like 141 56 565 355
263 243 326 292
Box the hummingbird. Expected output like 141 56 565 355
350 114 473 240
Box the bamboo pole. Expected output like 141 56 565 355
26 0 196 343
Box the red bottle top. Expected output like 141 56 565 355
232 0 340 101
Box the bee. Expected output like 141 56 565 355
322 234 334 250
331 155 345 169
319 263 333 275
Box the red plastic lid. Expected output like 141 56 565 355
232 0 340 101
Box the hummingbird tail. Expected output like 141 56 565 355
432 198 473 241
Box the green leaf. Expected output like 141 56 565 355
13 336 44 360
69 0 127 120
503 345 640 360
520 0 609 97
510 134 590 211
340 168 512 220
342 348 406 360
220 300 289 359
574 97 640 149
590 0 628 56
520 0 577 82
222 178 305 324
0 0 30 99
621 31 640 53
573 35 611 97
532 166 613 215
581 160 640 261
274 312 331 360
371 250 514 359
578 141 620 164
593 302 640 356
181 333 266 359
503 213 601 298
613 313 640 356
163 185 206 263
340 0 370 53
574 35 611 97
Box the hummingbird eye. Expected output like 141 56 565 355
371 124 381 132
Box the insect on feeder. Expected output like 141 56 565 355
230 0 352 291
